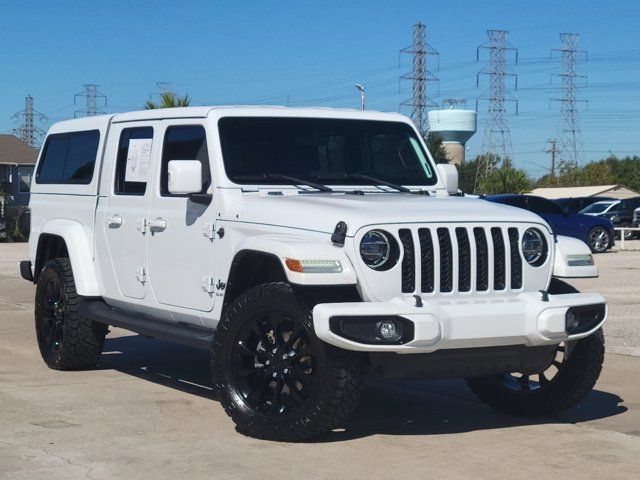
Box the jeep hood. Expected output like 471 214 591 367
235 194 551 236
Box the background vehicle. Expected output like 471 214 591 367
21 107 607 441
554 196 615 214
633 207 640 228
579 200 620 216
0 217 6 242
486 194 614 253
599 196 640 240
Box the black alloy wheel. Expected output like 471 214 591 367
230 310 318 415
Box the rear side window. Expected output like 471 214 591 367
526 196 563 214
36 130 100 184
115 127 154 195
160 125 210 196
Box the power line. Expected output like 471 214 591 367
13 95 47 148
551 33 588 170
400 21 439 136
74 84 107 118
475 29 519 191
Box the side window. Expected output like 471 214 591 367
36 130 100 184
17 166 33 192
527 196 562 214
160 125 210 196
114 127 154 195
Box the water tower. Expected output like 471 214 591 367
427 100 477 165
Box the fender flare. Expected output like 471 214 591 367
38 219 100 296
233 235 357 285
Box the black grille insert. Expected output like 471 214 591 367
437 228 453 293
508 228 522 289
491 227 506 290
418 228 434 293
474 227 489 291
398 229 415 293
456 227 471 292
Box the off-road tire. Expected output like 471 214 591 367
35 258 107 370
211 282 366 441
466 329 604 416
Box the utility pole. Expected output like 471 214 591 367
551 33 587 171
545 138 559 178
354 84 366 110
400 21 439 137
475 29 518 192
74 84 107 118
13 95 47 148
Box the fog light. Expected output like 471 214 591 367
566 311 580 332
379 321 397 339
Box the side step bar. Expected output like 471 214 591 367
80 300 214 350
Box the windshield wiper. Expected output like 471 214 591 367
345 173 411 193
235 174 333 192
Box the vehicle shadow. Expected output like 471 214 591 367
100 334 627 442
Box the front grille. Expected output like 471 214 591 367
397 225 525 295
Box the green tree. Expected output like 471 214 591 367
145 91 191 109
478 167 532 194
426 132 449 164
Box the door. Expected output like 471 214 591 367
103 124 157 299
147 123 215 312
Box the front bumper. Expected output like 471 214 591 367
313 291 606 353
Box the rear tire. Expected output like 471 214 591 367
35 258 107 370
211 282 366 441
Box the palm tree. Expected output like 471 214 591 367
145 91 191 109
479 167 532 194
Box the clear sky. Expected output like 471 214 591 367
2 0 639 177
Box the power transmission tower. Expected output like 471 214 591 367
13 95 47 148
74 84 107 118
475 29 518 192
400 22 439 137
545 138 559 178
551 33 587 171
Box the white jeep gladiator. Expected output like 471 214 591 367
21 107 606 441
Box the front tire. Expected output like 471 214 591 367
211 282 366 441
35 258 107 370
587 226 611 253
467 329 604 417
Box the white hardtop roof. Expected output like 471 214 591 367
111 105 409 123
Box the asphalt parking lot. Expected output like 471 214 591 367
1 242 640 479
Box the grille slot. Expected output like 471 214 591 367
508 228 522 289
418 228 434 293
437 228 453 293
456 227 471 292
474 227 489 291
491 227 506 290
398 229 415 293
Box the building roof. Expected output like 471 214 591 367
0 134 38 166
530 184 639 200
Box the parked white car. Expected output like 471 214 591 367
579 200 620 216
20 107 606 440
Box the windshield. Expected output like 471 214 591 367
581 202 616 214
219 117 436 187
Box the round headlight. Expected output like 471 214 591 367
521 228 547 266
360 230 392 269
